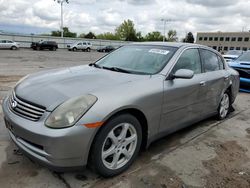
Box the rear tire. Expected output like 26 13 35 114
217 91 231 120
89 114 142 177
87 48 91 52
73 47 77 52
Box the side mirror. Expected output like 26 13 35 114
172 69 194 79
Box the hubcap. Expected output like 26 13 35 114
219 93 229 118
101 123 137 170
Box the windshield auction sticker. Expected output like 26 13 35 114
149 49 170 55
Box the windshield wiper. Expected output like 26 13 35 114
89 63 102 68
102 66 133 73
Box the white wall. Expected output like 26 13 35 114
0 33 129 49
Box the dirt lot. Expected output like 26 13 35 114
0 49 250 188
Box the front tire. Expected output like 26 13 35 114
11 46 17 50
73 47 77 52
90 114 142 177
217 92 230 120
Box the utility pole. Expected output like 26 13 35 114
54 0 69 38
161 19 173 42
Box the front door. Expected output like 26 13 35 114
160 48 205 134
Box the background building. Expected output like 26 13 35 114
196 32 250 53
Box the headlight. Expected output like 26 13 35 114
45 95 97 128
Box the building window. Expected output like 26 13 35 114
204 37 208 41
244 37 249 42
243 47 247 51
225 37 230 41
214 37 218 41
231 37 236 41
238 37 243 41
199 37 203 41
209 37 213 41
220 37 224 41
213 46 217 50
230 47 234 50
236 47 241 50
224 47 228 51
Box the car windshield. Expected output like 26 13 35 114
95 45 177 74
236 51 250 62
226 50 242 55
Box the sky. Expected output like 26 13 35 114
0 0 250 39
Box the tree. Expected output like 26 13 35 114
51 27 76 37
183 32 194 43
136 32 144 41
145 31 163 41
166 30 178 42
96 32 120 40
115 19 137 41
84 32 96 39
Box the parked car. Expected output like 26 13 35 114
97 45 115 53
2 42 239 177
223 50 243 62
228 51 250 92
0 40 19 50
31 41 58 51
67 41 92 52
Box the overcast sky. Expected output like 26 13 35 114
0 0 250 39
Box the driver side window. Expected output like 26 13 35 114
172 48 202 74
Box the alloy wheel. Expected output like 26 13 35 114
219 93 230 119
101 123 137 170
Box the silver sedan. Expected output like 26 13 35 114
2 42 239 177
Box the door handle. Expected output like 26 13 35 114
200 81 206 86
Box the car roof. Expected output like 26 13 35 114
131 42 204 48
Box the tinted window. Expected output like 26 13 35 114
200 49 220 72
172 49 201 74
77 43 82 45
83 42 87 45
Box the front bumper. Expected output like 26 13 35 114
240 77 250 93
2 96 97 170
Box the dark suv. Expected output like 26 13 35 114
31 41 58 51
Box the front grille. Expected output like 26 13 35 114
234 67 250 79
9 92 46 121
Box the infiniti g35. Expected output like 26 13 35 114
2 42 239 177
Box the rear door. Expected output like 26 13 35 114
160 48 205 133
199 48 229 115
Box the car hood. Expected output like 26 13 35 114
15 65 148 111
228 61 250 68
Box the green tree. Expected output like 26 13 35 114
115 19 137 41
145 31 163 41
166 30 178 42
183 32 194 43
96 32 120 40
136 32 144 41
51 27 76 38
84 32 96 39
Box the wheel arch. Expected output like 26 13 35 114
86 107 149 165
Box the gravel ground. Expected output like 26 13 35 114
0 49 250 188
